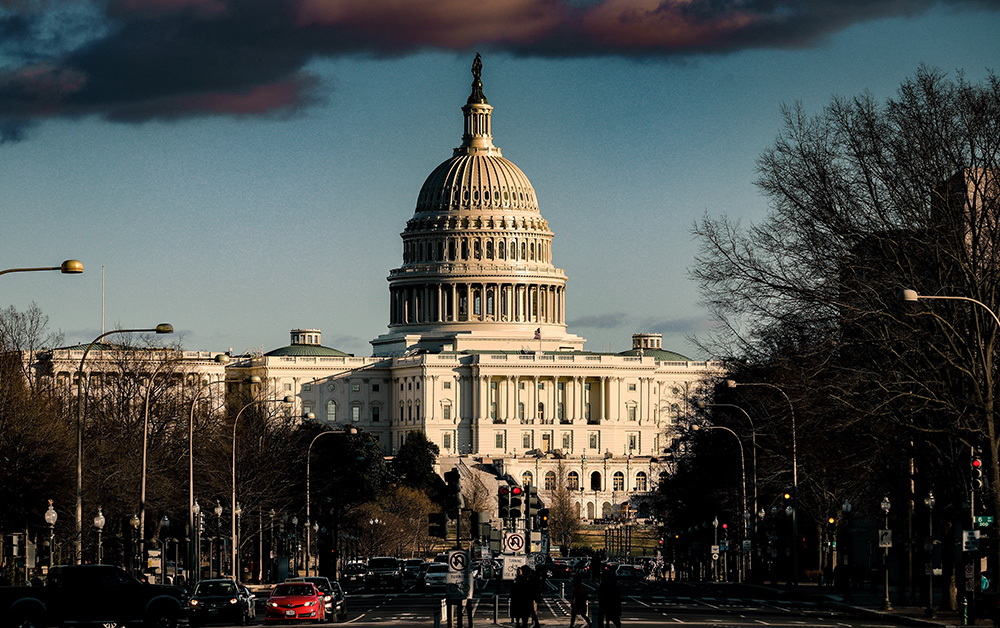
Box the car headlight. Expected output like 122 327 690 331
229 598 238 604
269 602 279 608
189 599 200 607
324 595 332 601
304 601 315 607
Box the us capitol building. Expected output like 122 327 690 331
40 58 715 521
230 57 714 520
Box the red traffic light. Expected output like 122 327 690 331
499 486 509 497
973 458 983 468
511 486 523 495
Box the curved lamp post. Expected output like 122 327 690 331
139 354 228 570
304 424 357 577
76 323 173 564
231 395 294 581
924 491 936 617
693 423 747 582
881 496 892 610
0 259 83 276
727 379 798 586
188 370 256 585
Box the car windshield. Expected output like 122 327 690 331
272 584 315 597
194 581 237 596
368 558 398 569
427 564 449 573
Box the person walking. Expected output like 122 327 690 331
511 566 532 628
569 572 592 628
527 565 543 628
597 568 622 628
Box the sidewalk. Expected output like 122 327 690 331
789 582 967 626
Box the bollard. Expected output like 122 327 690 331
493 593 499 624
468 598 475 628
561 582 566 600
434 599 442 628
962 595 969 626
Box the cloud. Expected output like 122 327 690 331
568 312 629 329
0 0 988 141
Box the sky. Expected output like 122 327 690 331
1 0 998 359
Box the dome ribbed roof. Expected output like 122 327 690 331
416 154 538 213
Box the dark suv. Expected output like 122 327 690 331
365 557 403 590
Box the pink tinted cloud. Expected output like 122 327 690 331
111 0 229 18
164 78 308 115
577 0 764 50
296 0 567 48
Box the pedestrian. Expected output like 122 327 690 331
568 572 592 628
526 565 543 628
597 568 621 628
511 566 531 628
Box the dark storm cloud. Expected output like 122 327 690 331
0 0 992 142
568 313 629 329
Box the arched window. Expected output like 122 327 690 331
518 402 525 422
486 240 494 259
499 240 506 259
567 471 580 490
613 471 625 491
635 472 648 492
326 400 337 422
537 402 544 423
544 471 556 490
522 471 533 487
590 471 601 491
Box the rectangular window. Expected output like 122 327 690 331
443 381 452 389
589 432 599 450
557 382 564 390
443 406 452 422
628 383 636 391
628 433 639 451
627 406 636 421
352 406 361 422
562 432 572 450
584 382 591 391
302 384 311 392
372 406 380 422
495 432 505 449
352 383 361 392
443 433 452 450
522 432 532 449
283 383 292 391
519 382 525 390
491 381 498 389
537 382 544 390
372 384 380 393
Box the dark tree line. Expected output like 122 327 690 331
668 67 1000 605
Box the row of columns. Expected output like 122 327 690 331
402 234 550 265
389 282 565 326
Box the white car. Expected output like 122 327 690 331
422 563 449 588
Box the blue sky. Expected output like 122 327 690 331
1 1 997 359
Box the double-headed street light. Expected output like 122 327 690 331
881 496 892 610
45 500 57 570
0 259 83 276
94 507 105 564
231 395 294 581
76 323 173 564
692 423 747 582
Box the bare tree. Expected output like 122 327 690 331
548 460 581 554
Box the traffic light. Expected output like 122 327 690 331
428 511 447 538
538 508 550 529
973 456 984 489
498 486 511 519
489 528 502 552
509 486 523 519
444 468 463 518
527 484 541 517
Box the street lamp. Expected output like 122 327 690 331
94 507 105 564
0 259 83 276
696 401 758 523
881 496 892 610
45 500 57 571
692 423 747 582
130 513 140 576
214 500 224 578
727 379 798 586
305 425 357 577
189 372 259 586
160 515 171 582
712 517 719 582
140 353 228 569
924 491 936 617
231 395 294 580
75 323 173 564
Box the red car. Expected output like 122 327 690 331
264 582 326 624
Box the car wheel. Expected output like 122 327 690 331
11 611 45 628
143 608 179 628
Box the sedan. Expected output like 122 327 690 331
422 563 449 589
616 564 647 581
264 582 326 624
187 578 252 626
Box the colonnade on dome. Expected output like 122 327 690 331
388 281 565 326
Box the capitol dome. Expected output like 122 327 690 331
371 55 586 357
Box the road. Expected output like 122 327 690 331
187 577 916 627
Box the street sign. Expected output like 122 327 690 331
879 529 892 548
742 540 752 551
976 516 994 527
711 553 719 561
964 530 981 552
502 555 527 580
505 532 525 553
446 550 469 583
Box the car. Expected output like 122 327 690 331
365 557 403 590
421 563 449 588
403 558 426 580
186 578 254 626
264 582 326 624
342 561 367 585
616 564 647 580
285 576 346 621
